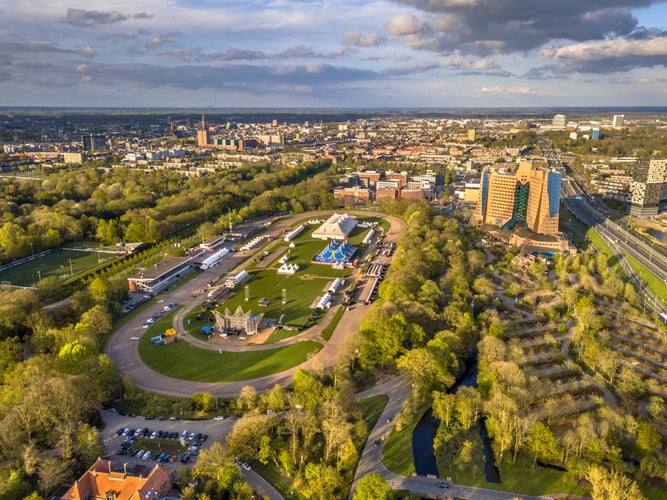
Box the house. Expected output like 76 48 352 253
58 458 173 500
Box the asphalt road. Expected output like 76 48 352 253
105 211 405 398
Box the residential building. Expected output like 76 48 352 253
612 114 625 128
629 158 667 216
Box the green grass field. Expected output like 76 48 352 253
321 306 344 341
0 246 111 286
451 461 590 497
138 331 322 382
586 229 629 280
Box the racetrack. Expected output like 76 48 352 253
105 211 405 398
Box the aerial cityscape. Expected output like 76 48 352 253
1 2 667 500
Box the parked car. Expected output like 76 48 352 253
435 481 449 488
213 415 225 421
241 462 251 471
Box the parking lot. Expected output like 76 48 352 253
102 410 235 471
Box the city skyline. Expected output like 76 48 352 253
2 1 667 108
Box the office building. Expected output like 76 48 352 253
197 114 209 147
474 160 562 235
612 114 625 128
629 158 667 216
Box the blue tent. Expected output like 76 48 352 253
200 325 214 334
314 239 357 264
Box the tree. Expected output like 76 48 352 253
226 413 277 460
585 465 646 500
636 420 661 455
37 456 73 495
528 422 560 468
432 392 457 428
353 473 392 500
192 392 216 413
236 385 257 412
194 442 240 490
301 462 342 500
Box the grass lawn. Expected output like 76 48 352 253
624 254 667 308
249 462 301 500
255 327 302 345
383 399 431 477
586 228 629 280
138 331 322 382
321 306 344 342
451 461 590 497
133 437 187 456
358 395 389 447
0 247 111 287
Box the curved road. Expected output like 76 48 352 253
106 212 405 398
352 377 546 500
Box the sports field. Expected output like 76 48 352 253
0 246 112 287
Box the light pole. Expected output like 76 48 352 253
69 258 74 277
37 270 42 283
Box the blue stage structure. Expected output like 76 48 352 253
313 239 357 265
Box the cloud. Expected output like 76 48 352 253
66 8 129 26
277 46 327 58
210 49 267 61
157 48 202 61
0 42 73 54
476 86 536 94
146 32 181 50
79 44 96 57
1 58 380 96
540 35 667 73
343 31 386 47
387 1 663 56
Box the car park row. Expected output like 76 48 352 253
114 426 207 464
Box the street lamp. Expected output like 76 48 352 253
69 258 73 277
37 270 42 283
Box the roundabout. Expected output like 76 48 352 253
105 211 405 397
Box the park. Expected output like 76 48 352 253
131 214 393 384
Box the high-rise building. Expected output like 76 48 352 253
475 160 562 235
197 114 209 147
629 158 667 216
591 128 600 140
612 114 625 128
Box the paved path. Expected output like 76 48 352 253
106 212 405 398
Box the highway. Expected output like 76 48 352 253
538 138 667 320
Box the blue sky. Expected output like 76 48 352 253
1 0 667 107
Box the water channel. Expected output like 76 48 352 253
412 352 501 482
646 228 666 243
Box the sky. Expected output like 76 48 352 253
1 0 667 108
